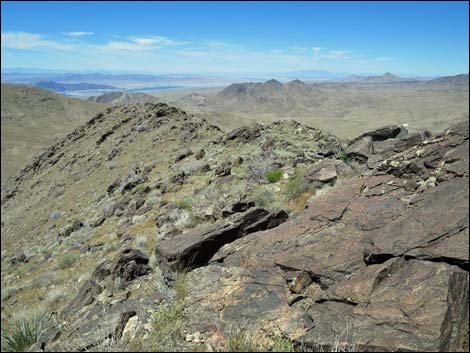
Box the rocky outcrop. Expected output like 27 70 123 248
180 122 469 351
155 207 288 271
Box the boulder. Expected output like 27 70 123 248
155 207 288 271
345 136 374 161
175 148 193 163
110 249 151 282
305 159 339 185
350 125 402 144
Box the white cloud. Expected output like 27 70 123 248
131 36 190 46
98 40 158 52
63 31 94 37
1 32 74 51
312 47 324 52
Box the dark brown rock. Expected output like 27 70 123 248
179 124 469 352
110 249 150 282
155 207 288 271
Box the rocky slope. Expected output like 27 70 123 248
0 101 468 352
1 84 103 186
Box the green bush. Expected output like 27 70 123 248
175 197 192 210
1 308 47 352
284 174 309 201
337 150 350 163
57 253 79 269
265 169 283 183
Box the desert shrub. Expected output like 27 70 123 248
1 307 48 352
57 253 79 269
223 327 261 352
175 197 193 210
250 187 275 208
246 154 276 181
170 209 198 230
149 271 187 351
1 287 18 301
337 150 350 163
265 169 283 183
222 326 294 352
45 286 69 306
284 170 309 201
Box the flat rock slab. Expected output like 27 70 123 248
155 207 288 271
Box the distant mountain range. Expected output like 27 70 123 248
34 81 119 92
339 72 425 84
86 91 161 105
425 73 469 87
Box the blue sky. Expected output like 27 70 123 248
1 1 469 76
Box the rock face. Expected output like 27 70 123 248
155 207 288 271
180 121 469 352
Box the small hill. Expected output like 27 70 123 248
87 91 161 105
177 92 208 107
425 73 469 88
341 72 418 84
34 81 118 92
213 79 324 113
1 84 103 185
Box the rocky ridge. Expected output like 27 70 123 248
0 101 468 352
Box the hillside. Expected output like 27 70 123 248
425 73 469 88
87 91 161 105
1 100 468 352
0 84 103 186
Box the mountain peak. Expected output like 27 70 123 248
263 79 283 87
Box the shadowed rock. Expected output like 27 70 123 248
155 207 288 271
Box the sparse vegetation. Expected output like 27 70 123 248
45 286 69 306
222 326 294 352
284 169 309 201
250 187 276 208
265 169 283 183
337 150 350 163
149 271 187 351
170 209 199 230
1 287 18 301
57 253 79 269
247 154 276 181
1 307 48 352
175 197 193 210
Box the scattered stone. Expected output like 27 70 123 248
175 149 193 163
195 149 205 160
